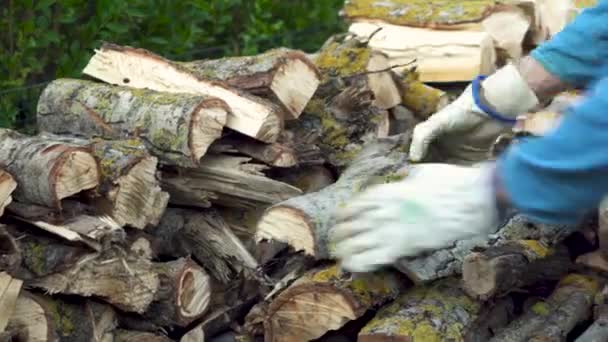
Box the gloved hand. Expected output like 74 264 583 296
330 163 500 273
410 64 540 163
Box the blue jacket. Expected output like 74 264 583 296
498 0 608 224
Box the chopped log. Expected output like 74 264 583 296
141 257 212 327
269 165 336 194
0 128 99 209
358 278 515 342
210 135 297 168
348 21 496 82
392 69 449 119
0 227 21 275
576 285 608 342
489 273 601 341
463 241 572 300
161 154 302 210
256 134 410 259
395 213 580 284
263 264 407 341
6 291 116 342
0 170 16 218
115 330 172 342
30 249 160 313
389 105 421 135
83 42 283 143
0 273 22 333
37 78 228 168
179 48 320 120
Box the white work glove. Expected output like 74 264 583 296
410 64 540 163
330 163 500 273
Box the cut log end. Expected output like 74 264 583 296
272 58 320 119
53 149 99 202
8 293 49 342
367 52 401 110
462 252 508 300
191 104 229 161
256 206 315 257
0 170 17 217
178 267 212 319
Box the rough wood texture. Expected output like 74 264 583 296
269 165 336 194
0 272 22 333
392 69 449 119
576 285 608 342
6 291 116 342
115 330 172 342
149 208 258 284
161 154 301 210
30 249 160 313
0 128 99 209
348 21 496 82
38 134 169 229
358 278 515 342
180 48 320 120
395 213 579 284
37 78 228 168
0 170 16 218
490 274 601 342
263 264 407 342
0 227 21 275
82 42 283 143
256 134 410 259
463 241 572 300
210 135 297 168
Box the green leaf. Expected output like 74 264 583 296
35 0 56 11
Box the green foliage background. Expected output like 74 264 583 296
1 0 345 131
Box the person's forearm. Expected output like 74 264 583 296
516 56 570 106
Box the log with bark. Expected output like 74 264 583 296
576 285 608 342
358 278 516 342
0 128 99 209
115 330 172 342
489 273 601 341
261 264 408 341
0 227 21 275
37 78 228 168
268 165 335 194
82 42 283 143
210 134 297 168
255 134 410 259
392 68 449 119
161 154 302 210
6 291 116 342
179 47 320 120
0 170 16 218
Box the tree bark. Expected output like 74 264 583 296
180 48 320 120
160 154 302 210
262 264 408 342
255 134 410 259
358 278 516 342
0 128 99 209
490 274 601 342
576 286 608 342
0 226 21 275
37 78 228 168
0 170 16 218
82 42 283 143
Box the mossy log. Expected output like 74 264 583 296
37 78 228 168
576 286 608 342
6 291 116 342
148 208 258 284
255 134 410 259
395 213 580 284
392 69 449 119
489 274 601 342
29 248 160 314
0 170 16 218
263 264 408 341
463 241 572 300
38 134 169 229
0 128 99 209
160 154 302 210
358 278 516 342
83 42 283 143
180 48 320 120
210 135 297 168
115 330 172 342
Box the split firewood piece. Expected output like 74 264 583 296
395 213 580 284
179 48 320 120
83 42 283 143
141 257 212 328
38 134 169 229
0 272 22 333
0 170 16 218
268 165 336 194
161 154 302 210
30 250 160 313
463 241 572 300
489 273 601 341
115 330 172 342
358 278 516 342
6 291 116 342
210 135 297 168
37 79 228 168
263 264 407 341
256 134 410 259
148 208 258 284
576 285 608 342
348 21 497 82
392 69 449 119
0 128 99 209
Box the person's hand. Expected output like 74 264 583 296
410 64 540 163
330 163 500 273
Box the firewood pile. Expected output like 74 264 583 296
0 1 605 342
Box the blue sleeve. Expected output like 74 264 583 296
530 0 608 87
497 77 608 225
